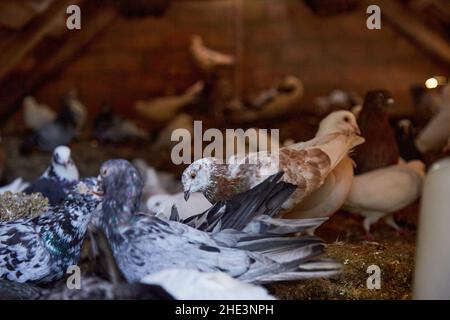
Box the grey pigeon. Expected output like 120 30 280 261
97 159 341 284
21 101 78 153
0 227 172 300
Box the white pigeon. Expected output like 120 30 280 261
0 178 30 195
141 269 275 300
343 159 425 238
135 81 204 122
146 192 212 220
43 145 79 182
283 110 362 219
63 89 87 132
190 35 235 72
415 85 450 153
22 96 56 131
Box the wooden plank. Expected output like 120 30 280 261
0 0 80 82
0 1 116 123
372 0 450 67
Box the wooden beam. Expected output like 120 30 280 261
0 1 116 123
0 0 80 82
373 0 450 67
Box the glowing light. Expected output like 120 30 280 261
425 77 439 89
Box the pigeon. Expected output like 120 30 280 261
97 159 341 284
0 227 173 300
283 110 362 219
61 89 87 133
21 99 78 153
41 277 173 300
190 35 235 72
394 119 423 161
0 177 30 195
0 267 276 300
228 76 304 123
410 84 443 128
23 146 79 205
353 90 399 174
22 96 56 131
182 131 364 209
141 269 275 300
343 160 425 239
415 85 450 154
313 89 362 116
152 113 193 150
135 81 204 122
93 105 148 144
178 171 310 234
146 192 212 220
0 178 103 284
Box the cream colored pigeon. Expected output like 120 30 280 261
283 110 362 219
343 159 425 239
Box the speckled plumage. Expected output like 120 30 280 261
99 160 340 284
0 179 102 284
0 277 173 300
183 132 364 209
24 146 79 206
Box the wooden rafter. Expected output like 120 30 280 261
0 1 116 123
0 0 81 83
372 0 450 67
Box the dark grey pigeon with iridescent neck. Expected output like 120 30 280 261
24 145 79 206
0 178 103 284
98 159 341 284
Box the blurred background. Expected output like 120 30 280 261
0 0 449 300
0 0 448 123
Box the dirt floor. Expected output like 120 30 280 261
0 133 418 300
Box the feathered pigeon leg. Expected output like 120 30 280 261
383 214 409 236
362 214 381 241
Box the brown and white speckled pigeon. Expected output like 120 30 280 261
182 131 364 209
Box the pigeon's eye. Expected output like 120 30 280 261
190 172 197 179
155 202 160 206
101 168 108 176
343 116 350 122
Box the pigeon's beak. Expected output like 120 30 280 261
184 190 191 201
353 125 361 135
92 176 105 197
92 186 105 197
386 98 395 105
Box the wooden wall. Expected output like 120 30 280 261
28 0 448 120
